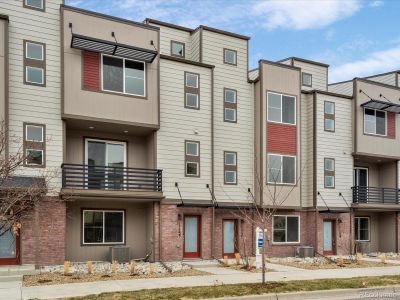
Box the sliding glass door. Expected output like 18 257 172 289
85 139 127 189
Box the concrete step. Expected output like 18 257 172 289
0 274 23 282
183 259 221 268
0 265 39 276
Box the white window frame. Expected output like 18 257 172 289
185 72 198 88
224 152 237 166
363 108 387 136
25 42 44 61
302 73 312 87
25 66 44 84
185 93 199 109
185 141 199 157
25 0 44 9
267 92 296 125
224 108 237 122
25 149 44 166
224 89 237 103
267 153 296 185
82 209 125 245
171 41 185 57
355 217 370 242
101 54 146 97
324 158 335 171
224 170 237 184
25 124 44 142
185 161 199 176
272 215 300 244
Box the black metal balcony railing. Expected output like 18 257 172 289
352 186 399 204
61 164 162 192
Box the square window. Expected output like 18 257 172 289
267 154 296 185
26 66 44 84
186 142 199 156
224 49 237 65
26 42 43 60
186 162 199 176
273 215 300 243
224 89 236 103
302 73 312 87
225 152 236 165
324 102 335 115
225 171 237 184
83 210 124 244
171 41 185 57
25 0 44 9
324 158 334 171
224 108 236 122
267 92 296 125
185 93 199 108
26 149 43 166
325 176 334 188
185 73 198 88
25 125 43 142
324 119 335 131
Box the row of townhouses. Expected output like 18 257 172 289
1 0 400 266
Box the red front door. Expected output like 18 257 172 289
0 229 20 265
223 219 238 258
323 220 335 255
183 215 201 258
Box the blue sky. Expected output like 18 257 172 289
66 0 400 83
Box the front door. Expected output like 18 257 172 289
0 229 20 265
323 220 335 255
223 220 238 258
183 216 201 258
354 167 368 202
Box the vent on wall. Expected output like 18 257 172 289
109 246 130 262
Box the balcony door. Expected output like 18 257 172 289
85 139 127 189
354 167 368 203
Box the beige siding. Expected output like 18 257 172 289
248 68 259 81
2 0 63 191
315 94 353 208
158 59 212 200
365 73 396 86
189 28 200 62
293 60 327 91
328 81 354 96
300 93 313 207
202 30 254 203
150 23 191 57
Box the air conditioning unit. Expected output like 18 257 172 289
109 246 130 262
297 246 314 258
355 241 370 254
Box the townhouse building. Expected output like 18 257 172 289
0 0 400 266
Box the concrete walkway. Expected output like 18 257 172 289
18 263 400 300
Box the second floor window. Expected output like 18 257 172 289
267 92 296 125
364 108 386 136
171 41 185 58
24 123 45 167
224 88 237 122
324 101 335 132
185 72 199 109
24 40 45 86
102 55 145 97
267 154 296 185
185 141 200 177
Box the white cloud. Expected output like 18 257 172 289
329 45 400 82
370 1 383 7
251 0 361 30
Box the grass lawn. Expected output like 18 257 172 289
64 275 400 300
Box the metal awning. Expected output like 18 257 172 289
361 99 400 114
71 33 157 63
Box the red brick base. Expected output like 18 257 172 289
20 197 66 266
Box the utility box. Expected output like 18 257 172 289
297 246 314 258
110 246 130 262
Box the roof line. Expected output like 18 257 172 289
61 5 159 31
277 56 329 68
302 89 353 99
199 25 250 40
259 59 301 71
356 78 400 91
160 54 214 69
144 18 193 32
363 70 400 79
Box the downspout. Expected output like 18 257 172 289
211 66 215 258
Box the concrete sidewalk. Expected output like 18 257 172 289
19 264 400 300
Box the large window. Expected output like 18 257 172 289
171 41 185 58
324 158 335 188
102 55 145 97
267 154 296 185
24 40 45 86
273 215 300 243
355 217 370 241
184 72 200 109
24 123 45 167
364 108 386 136
223 49 237 65
224 88 237 122
83 210 124 244
185 141 200 177
224 151 237 184
267 92 296 125
324 101 335 132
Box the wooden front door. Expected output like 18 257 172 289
323 220 335 255
223 219 238 258
183 216 201 258
0 229 20 265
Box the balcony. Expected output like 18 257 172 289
61 164 163 200
352 186 399 205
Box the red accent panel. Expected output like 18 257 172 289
83 51 100 91
388 112 396 139
267 122 297 155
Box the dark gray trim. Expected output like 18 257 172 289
223 88 237 123
312 92 317 207
145 18 192 32
199 27 203 63
302 89 353 100
170 40 185 58
23 122 46 168
160 54 214 69
200 25 250 41
357 77 400 91
259 61 264 206
324 101 335 132
259 59 301 71
23 40 46 87
224 151 237 185
185 140 200 177
301 72 312 87
23 0 45 12
277 56 329 68
184 71 200 110
223 48 237 66
62 5 159 31
0 14 9 21
323 158 335 189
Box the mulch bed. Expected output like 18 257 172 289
270 260 396 270
222 264 275 273
23 269 209 287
